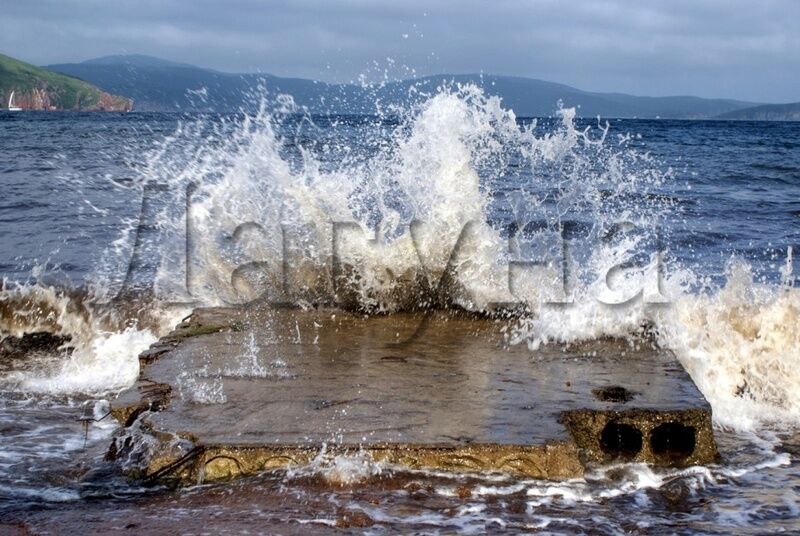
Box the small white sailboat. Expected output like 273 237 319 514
7 91 22 111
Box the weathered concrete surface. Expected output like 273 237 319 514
110 307 718 485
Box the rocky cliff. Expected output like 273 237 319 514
0 53 132 111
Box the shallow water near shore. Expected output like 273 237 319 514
1 423 797 533
0 91 799 532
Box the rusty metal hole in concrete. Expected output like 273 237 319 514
650 422 696 462
593 386 636 403
600 421 642 460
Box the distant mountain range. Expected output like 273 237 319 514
46 54 762 118
0 52 794 119
0 53 131 111
716 102 800 121
47 54 359 113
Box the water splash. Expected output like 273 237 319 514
0 282 165 395
1 84 797 434
139 85 669 316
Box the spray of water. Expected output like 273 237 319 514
1 84 798 432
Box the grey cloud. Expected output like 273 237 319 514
2 0 799 102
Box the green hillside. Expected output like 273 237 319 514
0 52 131 111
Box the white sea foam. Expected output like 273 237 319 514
655 262 800 430
0 283 171 395
17 327 157 394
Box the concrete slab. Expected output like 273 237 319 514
110 307 718 485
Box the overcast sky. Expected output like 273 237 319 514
2 0 799 103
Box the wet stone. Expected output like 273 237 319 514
0 332 72 363
593 385 637 403
335 509 375 528
111 306 718 485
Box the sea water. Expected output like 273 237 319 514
0 87 798 533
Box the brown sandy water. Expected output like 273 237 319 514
2 429 798 534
